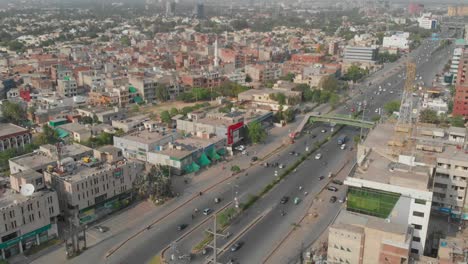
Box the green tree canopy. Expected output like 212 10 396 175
419 109 438 124
155 83 169 102
320 75 339 91
1 101 26 124
170 107 179 116
34 125 59 146
450 115 465 128
384 100 401 115
344 65 368 83
160 110 172 125
247 122 267 144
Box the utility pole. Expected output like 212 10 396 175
206 214 230 264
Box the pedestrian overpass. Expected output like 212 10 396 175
289 112 375 141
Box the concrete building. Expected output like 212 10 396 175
57 123 92 143
225 70 247 86
111 115 150 133
56 77 78 98
345 123 434 255
382 32 410 52
449 48 463 83
114 130 177 161
9 144 93 175
76 107 126 125
237 88 301 110
0 170 59 260
453 49 468 118
418 13 437 30
328 211 414 264
44 146 144 224
165 1 176 17
244 63 281 83
147 136 226 175
343 46 378 63
0 124 31 152
447 5 468 17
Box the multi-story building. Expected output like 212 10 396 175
114 130 178 161
418 13 437 30
76 107 127 124
244 63 281 83
56 77 78 97
9 144 93 174
449 48 463 83
180 71 223 89
328 41 339 56
345 123 434 255
382 32 410 52
0 124 31 152
452 49 468 118
147 135 226 175
165 1 176 17
225 70 247 86
447 5 468 17
111 115 150 133
0 170 60 260
328 211 414 264
44 146 144 224
343 46 378 63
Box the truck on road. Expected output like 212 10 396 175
337 135 347 145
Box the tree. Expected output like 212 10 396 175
160 110 172 125
155 83 169 102
344 65 367 83
92 114 100 124
247 122 267 144
170 107 179 117
384 100 400 115
283 108 295 122
419 109 438 124
280 73 295 82
329 94 340 108
230 165 241 173
134 165 172 204
34 125 59 145
269 93 286 105
1 101 26 124
81 116 94 125
245 75 252 83
320 75 339 91
450 115 465 128
120 36 131 46
8 40 24 52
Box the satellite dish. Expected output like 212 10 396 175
20 184 35 196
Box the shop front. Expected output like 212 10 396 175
0 224 52 259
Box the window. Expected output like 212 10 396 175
413 211 424 217
413 236 421 242
415 199 426 205
411 248 419 254
38 211 41 218
413 224 422 230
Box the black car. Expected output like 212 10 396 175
177 224 188 231
280 196 289 204
289 151 295 155
319 176 325 180
332 180 343 185
251 156 258 162
330 196 337 203
327 186 338 192
230 242 244 252
311 134 317 138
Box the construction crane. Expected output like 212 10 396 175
388 61 417 154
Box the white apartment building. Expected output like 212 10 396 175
450 48 463 83
382 32 410 51
225 70 247 86
44 146 144 224
0 170 60 260
418 13 437 30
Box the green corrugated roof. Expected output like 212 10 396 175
56 128 69 138
133 96 143 104
129 86 138 93
207 148 221 161
198 152 211 167
64 76 70 81
217 148 226 156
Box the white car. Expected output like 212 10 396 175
315 153 322 160
375 108 379 113
340 144 346 150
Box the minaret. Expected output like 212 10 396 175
214 37 219 67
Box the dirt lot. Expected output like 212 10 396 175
134 101 215 115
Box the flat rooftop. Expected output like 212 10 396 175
0 188 55 209
334 210 409 236
435 144 468 162
0 123 28 138
353 150 431 191
156 136 222 159
119 130 177 145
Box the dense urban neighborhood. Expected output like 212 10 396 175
0 0 467 264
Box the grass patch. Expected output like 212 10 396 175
217 207 238 228
192 233 214 253
149 254 162 264
347 187 400 218
24 238 61 256
0 260 8 264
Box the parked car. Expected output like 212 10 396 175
280 196 289 204
315 153 322 160
319 176 325 180
94 226 108 233
330 196 337 203
321 129 327 133
250 156 258 162
332 180 343 185
294 197 301 204
230 242 244 252
340 144 346 150
203 208 212 215
327 186 338 192
214 197 221 203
